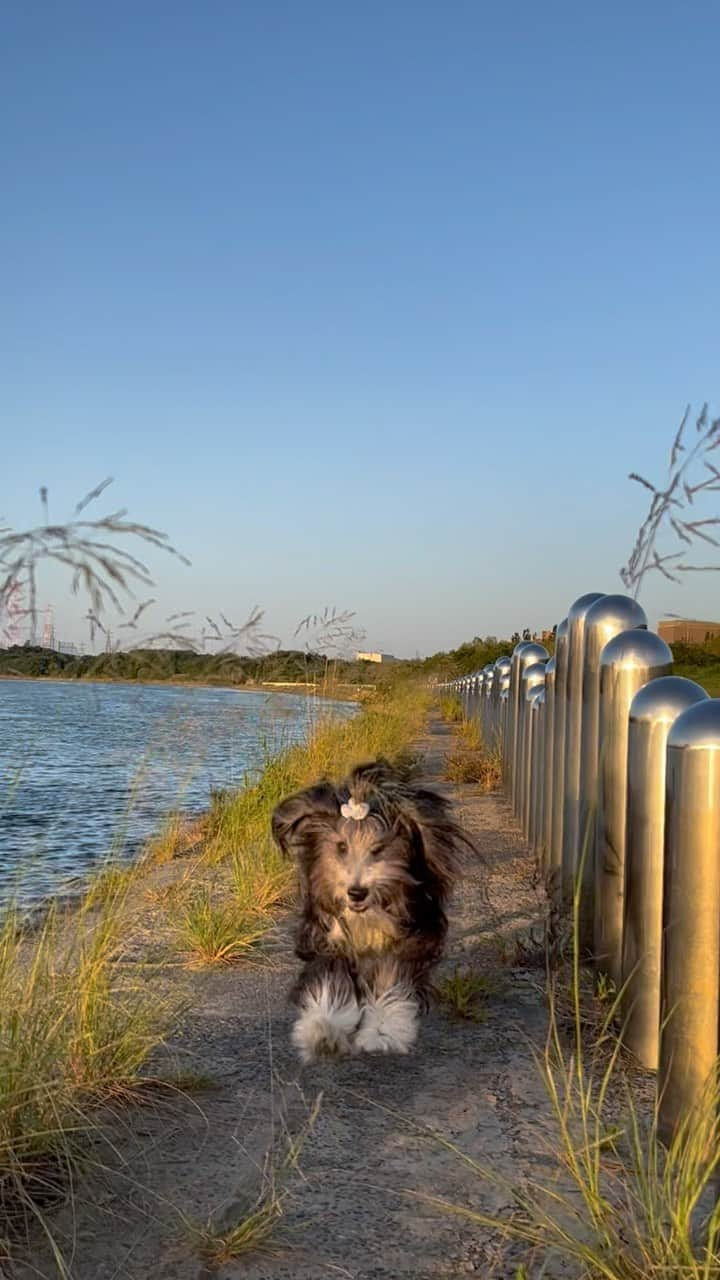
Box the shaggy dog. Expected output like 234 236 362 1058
271 759 472 1061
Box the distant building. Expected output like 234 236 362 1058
355 651 396 664
658 619 720 644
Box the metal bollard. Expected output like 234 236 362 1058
497 669 511 753
507 643 532 793
578 595 648 949
659 700 720 1139
541 656 556 873
595 629 672 985
512 643 549 815
520 662 547 833
482 664 495 738
562 593 606 902
499 687 509 754
529 688 545 853
492 657 511 750
622 677 709 1069
549 618 569 894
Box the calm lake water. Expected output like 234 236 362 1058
0 679 353 909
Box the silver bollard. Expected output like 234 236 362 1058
499 687 509 753
482 678 492 739
482 664 495 738
622 677 709 1070
492 657 511 749
512 643 549 815
497 669 511 753
529 688 545 853
541 656 556 873
595 629 672 985
520 662 547 832
562 593 606 902
578 595 648 948
659 700 720 1140
549 618 569 894
507 643 532 793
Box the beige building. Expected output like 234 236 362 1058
657 619 720 644
355 651 396 664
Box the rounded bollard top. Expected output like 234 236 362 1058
499 672 511 691
522 662 547 695
495 656 512 672
668 698 720 750
630 676 709 727
585 593 647 636
599 628 673 672
545 656 556 675
518 642 549 668
567 592 606 621
556 617 569 638
483 664 495 675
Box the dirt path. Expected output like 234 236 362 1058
19 717 560 1280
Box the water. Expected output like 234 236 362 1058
0 679 353 909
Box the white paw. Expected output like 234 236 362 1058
354 988 419 1055
292 979 361 1063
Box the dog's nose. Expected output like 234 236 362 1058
348 885 369 904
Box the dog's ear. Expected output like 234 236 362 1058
271 782 340 857
403 788 469 899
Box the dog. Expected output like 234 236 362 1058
271 759 472 1062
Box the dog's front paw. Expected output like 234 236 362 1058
354 988 418 1055
292 980 361 1063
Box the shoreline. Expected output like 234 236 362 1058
0 672 368 699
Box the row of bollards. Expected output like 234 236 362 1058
443 594 720 1141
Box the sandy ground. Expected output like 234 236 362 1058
15 717 564 1280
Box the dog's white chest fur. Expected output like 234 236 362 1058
327 909 399 955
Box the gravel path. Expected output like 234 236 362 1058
18 717 560 1280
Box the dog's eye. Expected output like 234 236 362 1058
369 846 384 859
336 841 347 857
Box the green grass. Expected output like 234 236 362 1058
439 694 464 723
176 886 270 966
434 966 499 1021
674 660 720 697
0 888 174 1259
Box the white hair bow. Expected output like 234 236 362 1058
340 797 370 821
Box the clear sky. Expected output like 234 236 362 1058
4 2 719 656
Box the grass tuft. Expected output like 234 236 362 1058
187 1091 322 1265
439 694 464 724
0 889 173 1254
434 965 499 1021
176 887 270 966
445 734 502 790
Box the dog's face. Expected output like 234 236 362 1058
308 811 418 917
271 762 461 926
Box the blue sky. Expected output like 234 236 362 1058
4 2 719 656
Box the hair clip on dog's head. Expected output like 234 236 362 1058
340 797 370 821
